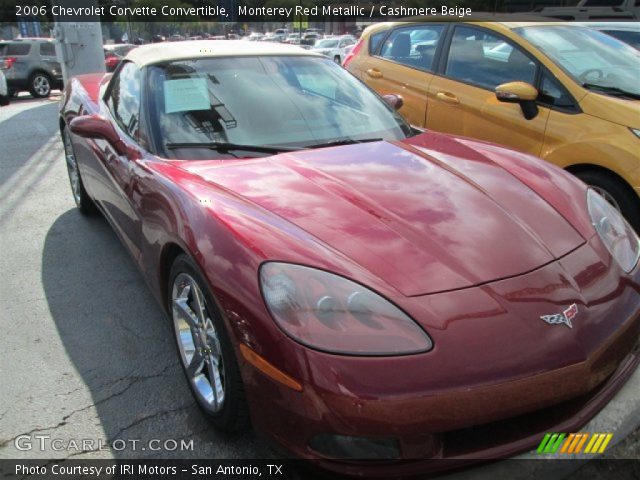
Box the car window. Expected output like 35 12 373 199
39 43 56 56
106 62 141 140
316 39 340 49
538 72 575 109
342 37 355 47
146 56 411 158
378 25 445 72
7 43 31 56
445 26 536 90
369 30 387 55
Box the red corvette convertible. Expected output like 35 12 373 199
59 41 640 475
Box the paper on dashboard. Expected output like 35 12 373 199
164 78 211 114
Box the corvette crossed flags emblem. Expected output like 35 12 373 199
540 304 578 329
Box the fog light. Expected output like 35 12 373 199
308 434 400 460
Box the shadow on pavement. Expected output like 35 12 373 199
41 208 272 459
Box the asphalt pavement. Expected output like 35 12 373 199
0 94 637 477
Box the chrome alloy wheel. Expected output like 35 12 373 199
172 273 226 413
32 74 51 97
591 185 622 213
63 129 81 206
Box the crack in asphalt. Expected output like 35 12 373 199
54 385 84 398
106 403 195 443
0 363 179 450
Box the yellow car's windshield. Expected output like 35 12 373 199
516 25 640 98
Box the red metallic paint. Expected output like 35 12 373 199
59 72 640 475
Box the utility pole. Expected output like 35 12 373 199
51 0 105 85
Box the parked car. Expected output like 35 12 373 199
312 35 357 63
59 40 640 476
261 34 282 43
246 32 264 41
301 32 322 47
341 45 355 65
578 21 640 49
0 38 63 98
104 44 135 72
346 21 640 231
284 33 301 44
0 68 9 106
536 0 638 19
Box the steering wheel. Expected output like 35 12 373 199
579 68 604 83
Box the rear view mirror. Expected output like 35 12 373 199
382 94 404 111
495 82 539 120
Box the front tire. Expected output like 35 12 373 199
62 127 96 214
575 170 640 232
29 72 52 98
168 254 250 432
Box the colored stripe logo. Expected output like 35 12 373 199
536 433 613 454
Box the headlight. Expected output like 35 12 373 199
588 189 640 273
630 128 640 139
259 262 433 355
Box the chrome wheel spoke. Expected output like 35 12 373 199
206 353 225 407
173 295 199 331
190 282 207 326
186 350 205 378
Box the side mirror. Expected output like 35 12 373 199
495 82 539 120
69 114 128 156
382 94 404 111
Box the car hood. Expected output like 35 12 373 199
179 139 585 296
580 91 640 128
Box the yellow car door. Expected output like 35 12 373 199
426 25 550 157
360 24 447 127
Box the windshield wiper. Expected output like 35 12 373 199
582 83 640 100
305 138 383 149
165 142 302 154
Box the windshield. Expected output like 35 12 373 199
315 39 340 48
516 25 640 97
147 55 411 159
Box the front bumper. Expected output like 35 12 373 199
237 237 640 476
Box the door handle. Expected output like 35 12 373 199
436 92 460 105
366 68 383 79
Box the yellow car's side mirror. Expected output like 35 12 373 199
495 82 539 120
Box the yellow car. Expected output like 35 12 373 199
345 21 640 231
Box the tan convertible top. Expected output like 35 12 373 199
126 40 321 67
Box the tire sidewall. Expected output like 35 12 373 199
167 254 247 431
62 127 96 214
